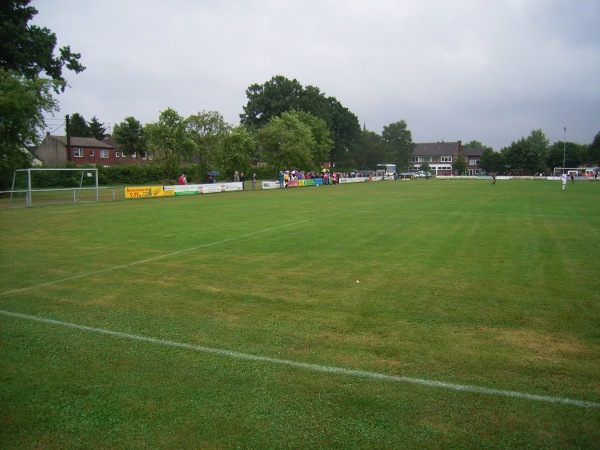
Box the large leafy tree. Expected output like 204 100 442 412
240 75 360 167
0 0 84 91
145 108 193 181
217 126 255 180
502 129 549 174
587 132 600 165
349 129 386 171
453 155 468 175
479 148 507 174
0 0 84 188
113 116 145 164
546 141 587 170
185 111 231 183
0 70 58 186
295 111 333 167
381 120 415 171
256 111 315 172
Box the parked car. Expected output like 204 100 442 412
398 172 415 179
415 171 432 178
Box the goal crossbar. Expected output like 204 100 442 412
10 168 99 208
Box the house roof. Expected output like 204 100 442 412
102 135 117 147
461 147 483 157
49 135 114 149
413 142 461 156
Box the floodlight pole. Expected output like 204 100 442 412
562 127 566 174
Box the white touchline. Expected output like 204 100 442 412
1 309 599 410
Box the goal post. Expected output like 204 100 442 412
9 168 99 208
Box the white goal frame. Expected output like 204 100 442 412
9 168 99 208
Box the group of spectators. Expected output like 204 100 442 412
278 170 344 188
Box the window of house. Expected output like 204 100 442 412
115 151 121 157
100 149 109 159
441 156 452 162
141 152 146 160
131 152 136 158
469 159 479 165
412 156 419 162
89 150 94 157
73 148 83 157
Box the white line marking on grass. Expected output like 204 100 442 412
2 309 599 410
0 213 344 297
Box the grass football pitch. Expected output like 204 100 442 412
1 179 599 448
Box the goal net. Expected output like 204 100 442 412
9 168 99 208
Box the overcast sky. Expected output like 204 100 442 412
33 0 599 150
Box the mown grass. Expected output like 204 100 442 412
1 179 599 448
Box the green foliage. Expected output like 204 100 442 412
589 132 600 165
0 1 84 189
502 129 549 174
462 140 494 152
381 120 415 171
0 0 85 91
185 111 231 183
217 126 255 180
113 116 145 162
546 141 588 170
68 112 90 137
349 129 385 170
0 68 59 189
88 116 106 140
144 108 194 180
256 111 315 171
294 111 333 166
453 154 468 174
240 75 360 164
479 148 507 174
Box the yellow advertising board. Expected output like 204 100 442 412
125 186 174 199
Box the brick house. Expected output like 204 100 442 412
462 147 484 175
410 141 462 175
35 135 151 167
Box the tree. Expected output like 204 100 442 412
144 108 193 181
240 76 304 132
546 141 587 170
587 132 600 165
348 129 385 171
256 112 315 172
0 0 85 91
185 111 231 182
419 162 431 172
0 0 84 187
295 111 333 167
502 129 549 174
463 139 494 152
218 126 255 180
88 116 106 140
240 75 361 167
113 116 145 164
479 148 507 174
69 113 90 137
453 155 467 175
381 120 415 171
0 69 58 188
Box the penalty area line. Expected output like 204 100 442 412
1 309 599 410
0 212 345 297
